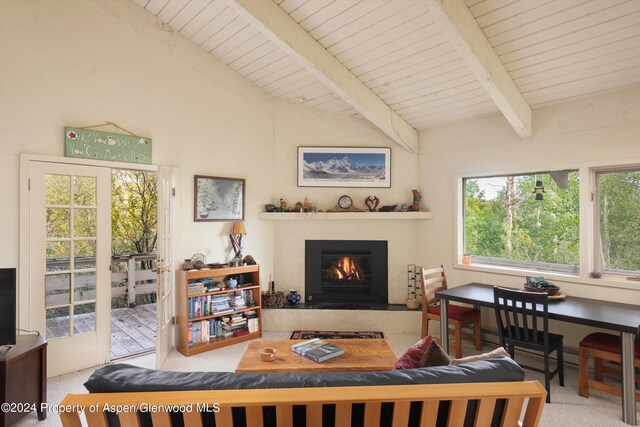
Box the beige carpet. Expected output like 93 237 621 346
13 332 638 426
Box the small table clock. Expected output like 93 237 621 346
328 195 364 212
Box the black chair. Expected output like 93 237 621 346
493 286 564 403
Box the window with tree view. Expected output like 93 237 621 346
596 169 640 275
464 171 579 274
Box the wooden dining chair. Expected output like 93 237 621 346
420 266 482 359
579 332 640 401
493 286 564 403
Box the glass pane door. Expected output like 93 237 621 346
30 161 111 377
45 174 98 337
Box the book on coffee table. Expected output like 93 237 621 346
291 339 345 363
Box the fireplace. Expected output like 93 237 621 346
305 240 388 309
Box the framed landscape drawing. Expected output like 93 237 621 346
298 147 391 188
194 175 245 222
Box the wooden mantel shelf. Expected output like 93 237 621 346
259 211 434 221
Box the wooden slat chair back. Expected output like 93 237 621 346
59 382 547 427
420 266 482 358
493 287 564 403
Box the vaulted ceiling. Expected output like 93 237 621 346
133 0 640 150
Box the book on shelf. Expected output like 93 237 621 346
290 339 345 363
247 317 259 333
188 318 227 346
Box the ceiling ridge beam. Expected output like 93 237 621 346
223 0 418 153
424 0 533 138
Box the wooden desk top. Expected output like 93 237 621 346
436 283 640 335
235 339 397 373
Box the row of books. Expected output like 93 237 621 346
188 290 252 319
290 339 345 363
188 281 206 295
188 311 259 346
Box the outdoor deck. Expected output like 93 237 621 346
46 303 157 359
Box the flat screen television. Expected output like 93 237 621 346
0 268 16 346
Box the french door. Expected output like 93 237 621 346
155 166 176 369
29 161 111 376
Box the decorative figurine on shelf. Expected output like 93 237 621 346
227 277 238 288
412 189 422 212
191 253 206 269
229 221 247 266
379 204 397 212
265 204 276 212
295 201 303 211
365 196 380 212
243 255 257 265
303 198 310 212
400 203 408 212
287 290 301 305
181 259 194 270
279 198 287 211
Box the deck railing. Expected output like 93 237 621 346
45 253 157 307
111 253 157 307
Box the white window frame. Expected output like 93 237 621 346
592 164 640 280
459 171 580 276
454 157 640 291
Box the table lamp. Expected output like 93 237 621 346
229 220 247 266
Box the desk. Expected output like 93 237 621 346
0 335 47 427
436 283 640 425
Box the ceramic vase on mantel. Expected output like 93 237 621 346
287 290 301 305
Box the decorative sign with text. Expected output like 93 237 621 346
65 127 152 164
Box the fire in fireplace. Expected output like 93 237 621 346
322 255 370 284
306 240 387 309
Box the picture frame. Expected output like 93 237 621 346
297 146 391 188
194 175 245 222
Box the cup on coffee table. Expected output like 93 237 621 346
259 347 277 362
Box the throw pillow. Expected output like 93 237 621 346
449 346 510 365
393 335 433 369
418 340 451 367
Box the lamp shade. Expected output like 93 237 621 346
232 221 246 235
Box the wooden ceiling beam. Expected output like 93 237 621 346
424 0 533 138
224 0 419 153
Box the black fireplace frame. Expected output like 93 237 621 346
305 240 388 308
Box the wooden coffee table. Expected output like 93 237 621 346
235 339 397 373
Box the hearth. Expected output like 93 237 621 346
305 240 388 309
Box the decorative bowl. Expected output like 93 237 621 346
524 282 560 296
405 298 420 310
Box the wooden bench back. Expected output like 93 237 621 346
60 381 546 427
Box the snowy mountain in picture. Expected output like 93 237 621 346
303 155 385 181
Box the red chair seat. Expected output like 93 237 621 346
580 332 640 357
427 304 479 322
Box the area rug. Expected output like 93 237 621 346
290 330 384 340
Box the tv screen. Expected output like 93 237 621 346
0 268 16 346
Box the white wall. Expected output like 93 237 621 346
0 0 276 324
270 99 422 304
418 87 640 349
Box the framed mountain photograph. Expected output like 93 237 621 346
297 147 391 188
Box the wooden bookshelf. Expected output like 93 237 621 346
176 265 262 356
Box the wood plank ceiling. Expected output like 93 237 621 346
134 0 640 134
